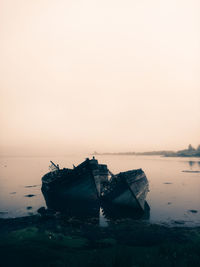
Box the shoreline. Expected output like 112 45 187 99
93 153 200 158
0 214 200 266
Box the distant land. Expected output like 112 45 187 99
93 144 200 157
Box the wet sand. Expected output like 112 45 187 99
0 215 200 267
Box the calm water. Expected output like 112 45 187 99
0 155 200 226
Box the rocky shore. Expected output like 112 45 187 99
0 214 200 267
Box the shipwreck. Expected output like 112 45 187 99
101 169 149 211
41 157 149 214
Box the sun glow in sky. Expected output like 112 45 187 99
0 0 200 155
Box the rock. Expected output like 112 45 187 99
24 194 36 198
24 185 38 188
37 207 46 215
37 207 56 218
173 220 185 225
0 211 8 215
188 210 198 214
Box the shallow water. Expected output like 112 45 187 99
0 155 200 226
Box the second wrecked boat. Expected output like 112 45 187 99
41 157 149 212
101 169 149 211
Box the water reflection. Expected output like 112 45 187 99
188 161 200 170
188 161 195 169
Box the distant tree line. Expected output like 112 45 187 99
164 144 200 157
93 144 200 157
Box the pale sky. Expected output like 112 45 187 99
0 0 200 156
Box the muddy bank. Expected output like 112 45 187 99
0 215 200 266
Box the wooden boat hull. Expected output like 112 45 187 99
42 189 100 219
101 169 149 211
120 170 149 210
42 158 108 207
41 158 149 214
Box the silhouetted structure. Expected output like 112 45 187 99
41 158 149 215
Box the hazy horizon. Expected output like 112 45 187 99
1 0 200 156
0 142 199 158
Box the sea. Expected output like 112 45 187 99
0 155 200 227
